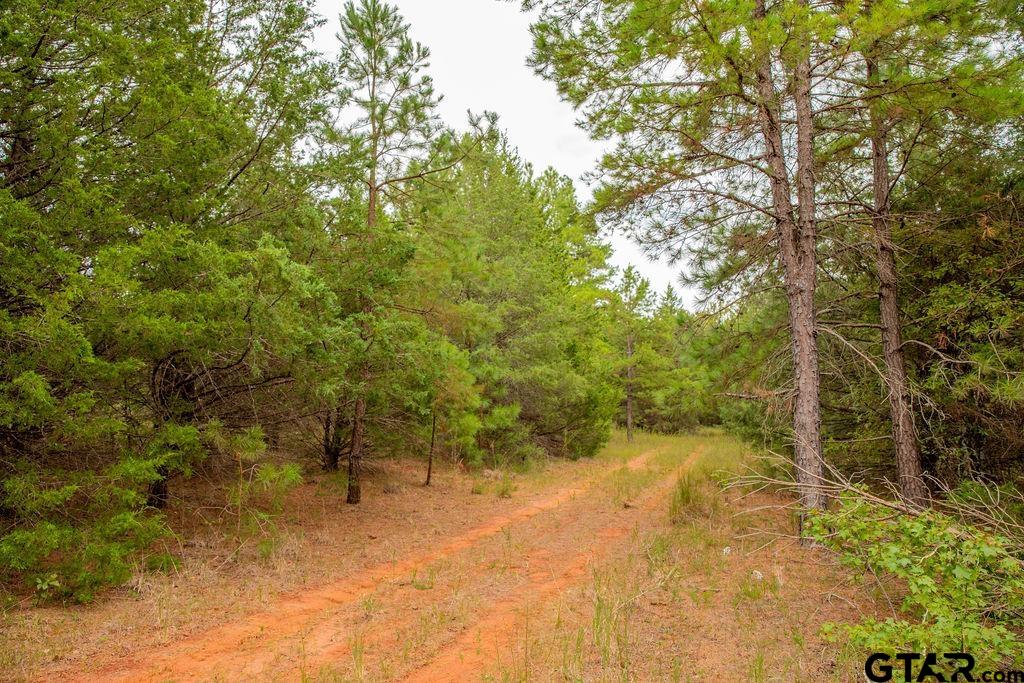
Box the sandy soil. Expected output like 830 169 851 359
1 432 878 682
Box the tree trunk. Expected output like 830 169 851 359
347 391 366 505
323 407 342 472
865 54 929 505
425 408 436 486
790 27 827 514
147 466 170 509
753 0 826 522
625 331 635 443
346 181 378 505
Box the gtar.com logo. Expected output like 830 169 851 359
865 653 1024 682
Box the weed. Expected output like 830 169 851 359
232 462 303 558
410 566 436 590
668 471 705 522
145 552 181 573
644 532 671 569
495 476 516 499
559 627 586 682
32 573 60 601
790 628 806 650
749 648 767 683
733 573 779 605
606 466 659 506
687 587 714 607
349 631 365 680
360 594 381 618
670 657 684 682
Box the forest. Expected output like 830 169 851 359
2 0 1024 678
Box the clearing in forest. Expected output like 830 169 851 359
3 432 877 682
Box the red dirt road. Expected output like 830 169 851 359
57 447 675 682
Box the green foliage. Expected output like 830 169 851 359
1 0 332 597
607 272 720 435
668 471 711 522
403 136 618 466
494 476 516 499
808 494 1024 669
231 462 304 555
0 0 624 599
145 552 182 574
0 502 167 603
526 0 1024 493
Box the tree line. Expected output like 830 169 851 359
525 0 1024 515
0 0 701 600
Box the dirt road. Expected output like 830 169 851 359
15 432 875 682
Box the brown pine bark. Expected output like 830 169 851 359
347 385 367 505
753 0 826 518
790 28 827 513
323 407 343 472
625 331 635 443
865 54 929 505
346 178 378 505
425 408 437 486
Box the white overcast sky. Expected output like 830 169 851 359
311 0 693 306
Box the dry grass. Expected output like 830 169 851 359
482 432 883 683
0 450 608 680
1 431 884 682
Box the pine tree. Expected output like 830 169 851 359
327 0 450 504
525 0 829 519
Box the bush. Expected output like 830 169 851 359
808 492 1024 673
0 425 199 602
230 462 303 557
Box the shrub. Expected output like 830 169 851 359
0 425 199 602
231 462 303 550
495 476 516 499
669 469 717 522
808 492 1024 672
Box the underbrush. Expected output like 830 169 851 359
230 462 303 558
723 438 1024 675
0 422 209 603
808 491 1024 674
0 425 304 603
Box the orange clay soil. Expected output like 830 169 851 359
3 433 881 682
62 448 658 683
400 447 705 683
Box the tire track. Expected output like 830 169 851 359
400 445 705 683
58 449 661 682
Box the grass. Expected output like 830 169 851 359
8 429 878 683
594 430 665 467
360 594 381 618
733 573 780 605
605 465 661 505
668 470 706 521
748 647 768 683
495 476 516 499
644 532 672 568
410 566 436 590
349 631 365 680
478 430 869 682
318 470 349 496
668 467 727 523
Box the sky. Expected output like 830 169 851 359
311 0 693 306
